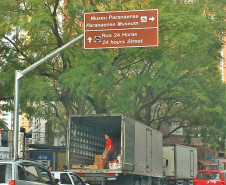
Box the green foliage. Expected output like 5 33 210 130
0 119 8 130
0 0 225 149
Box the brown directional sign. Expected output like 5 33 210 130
84 9 158 49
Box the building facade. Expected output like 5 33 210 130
18 114 30 158
29 117 48 145
0 130 13 159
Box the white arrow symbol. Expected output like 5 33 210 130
149 17 155 21
87 37 92 43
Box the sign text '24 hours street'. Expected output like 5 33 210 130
84 9 158 49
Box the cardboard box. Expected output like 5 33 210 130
83 165 90 170
95 155 106 163
94 163 104 170
95 155 108 164
72 165 82 169
89 165 99 170
94 155 108 169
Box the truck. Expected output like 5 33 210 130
163 145 198 185
67 114 163 185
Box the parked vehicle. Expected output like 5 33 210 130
51 171 88 185
163 145 198 185
0 159 57 185
193 170 226 185
68 114 163 185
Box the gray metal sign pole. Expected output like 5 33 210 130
13 34 84 160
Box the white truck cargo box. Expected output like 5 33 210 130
163 145 197 179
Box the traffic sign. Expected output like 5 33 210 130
84 9 158 49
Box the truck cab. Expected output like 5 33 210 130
51 171 89 185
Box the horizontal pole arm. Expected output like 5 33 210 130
21 34 84 77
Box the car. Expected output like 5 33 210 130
193 170 226 185
0 159 57 185
51 171 89 185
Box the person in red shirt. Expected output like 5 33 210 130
103 134 114 162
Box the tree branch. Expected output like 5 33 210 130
49 102 66 130
86 95 108 114
0 96 14 101
138 71 192 114
3 36 30 61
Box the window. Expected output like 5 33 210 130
35 118 40 127
170 122 183 135
36 166 53 184
0 164 12 183
23 165 39 182
197 172 221 180
18 166 26 180
60 173 72 184
224 172 226 179
70 173 84 185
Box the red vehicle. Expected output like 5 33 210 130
193 170 226 185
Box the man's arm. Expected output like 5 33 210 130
104 147 107 154
104 145 112 155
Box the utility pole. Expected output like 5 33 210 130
13 34 84 160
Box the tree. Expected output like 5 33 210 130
0 120 8 130
0 0 225 148
108 0 226 147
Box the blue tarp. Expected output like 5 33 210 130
204 156 215 162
